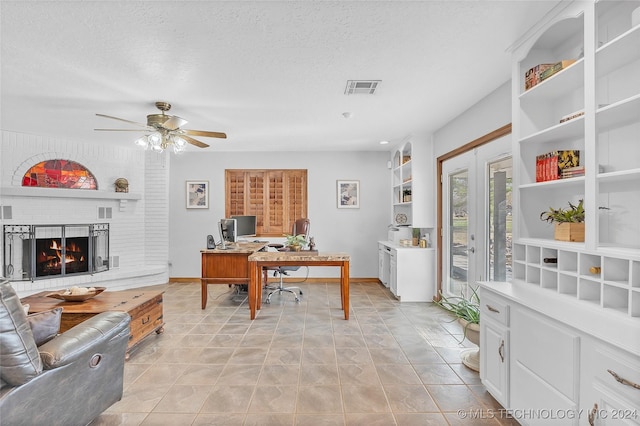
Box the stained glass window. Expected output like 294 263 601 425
22 160 98 189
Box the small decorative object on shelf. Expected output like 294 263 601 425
540 199 585 242
543 257 558 263
114 178 129 193
395 213 408 225
589 266 601 274
402 189 411 202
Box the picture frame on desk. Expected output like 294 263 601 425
337 180 360 209
186 180 209 209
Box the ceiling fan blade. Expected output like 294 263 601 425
162 115 188 130
182 135 210 148
95 113 149 128
184 129 227 139
94 128 148 132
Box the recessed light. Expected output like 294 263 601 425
379 140 389 145
342 112 353 119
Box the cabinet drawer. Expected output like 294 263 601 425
128 296 164 346
592 345 640 402
480 291 509 326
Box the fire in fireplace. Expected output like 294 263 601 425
35 237 89 277
3 224 109 281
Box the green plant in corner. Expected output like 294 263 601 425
540 199 585 223
434 288 480 343
434 288 480 324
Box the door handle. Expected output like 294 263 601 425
498 340 505 362
467 247 475 253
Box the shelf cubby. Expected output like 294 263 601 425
541 269 558 290
558 250 578 273
527 266 541 286
602 257 629 284
578 278 602 304
514 244 526 262
526 245 541 265
602 284 629 313
632 261 640 288
580 253 601 276
631 290 640 317
558 273 578 296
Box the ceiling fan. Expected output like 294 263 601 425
95 101 227 153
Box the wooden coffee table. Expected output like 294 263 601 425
22 288 165 359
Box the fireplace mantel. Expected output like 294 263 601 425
1 186 141 201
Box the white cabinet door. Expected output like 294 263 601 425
481 318 509 407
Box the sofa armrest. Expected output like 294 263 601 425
38 311 130 369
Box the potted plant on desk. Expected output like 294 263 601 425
284 234 308 252
435 288 480 371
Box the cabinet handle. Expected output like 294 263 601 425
498 340 505 363
607 369 640 390
588 403 598 426
486 304 500 313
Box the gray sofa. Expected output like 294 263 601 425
0 279 131 426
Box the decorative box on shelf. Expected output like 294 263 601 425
554 222 585 242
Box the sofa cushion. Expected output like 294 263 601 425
0 280 43 385
27 307 63 346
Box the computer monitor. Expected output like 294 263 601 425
231 215 257 238
218 218 237 249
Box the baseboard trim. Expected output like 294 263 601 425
170 277 381 284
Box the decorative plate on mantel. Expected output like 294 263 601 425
395 213 408 225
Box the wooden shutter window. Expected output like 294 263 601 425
225 169 307 237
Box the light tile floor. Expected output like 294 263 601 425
92 280 518 426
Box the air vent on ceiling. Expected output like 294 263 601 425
344 80 381 95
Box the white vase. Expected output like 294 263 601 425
458 318 480 372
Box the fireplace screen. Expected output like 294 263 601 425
3 224 109 281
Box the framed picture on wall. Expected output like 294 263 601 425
186 180 209 209
337 180 360 209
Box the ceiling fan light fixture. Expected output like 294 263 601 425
135 136 148 147
147 132 162 147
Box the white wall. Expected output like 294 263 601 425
433 81 512 157
168 150 390 279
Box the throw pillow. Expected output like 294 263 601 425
0 280 42 385
27 307 62 346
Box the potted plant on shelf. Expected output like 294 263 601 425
434 288 480 371
284 234 308 251
540 199 585 242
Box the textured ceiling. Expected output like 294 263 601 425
1 1 560 152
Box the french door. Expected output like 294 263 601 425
441 134 512 299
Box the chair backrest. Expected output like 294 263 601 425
292 218 310 241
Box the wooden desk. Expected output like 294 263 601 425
200 242 266 309
21 289 165 359
248 251 350 320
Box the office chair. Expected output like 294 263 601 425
265 218 310 304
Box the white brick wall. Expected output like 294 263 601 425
0 130 169 296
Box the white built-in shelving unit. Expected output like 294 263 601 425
512 0 640 319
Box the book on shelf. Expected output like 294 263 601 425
536 150 580 182
539 59 577 82
561 165 585 178
560 109 585 123
525 63 554 90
